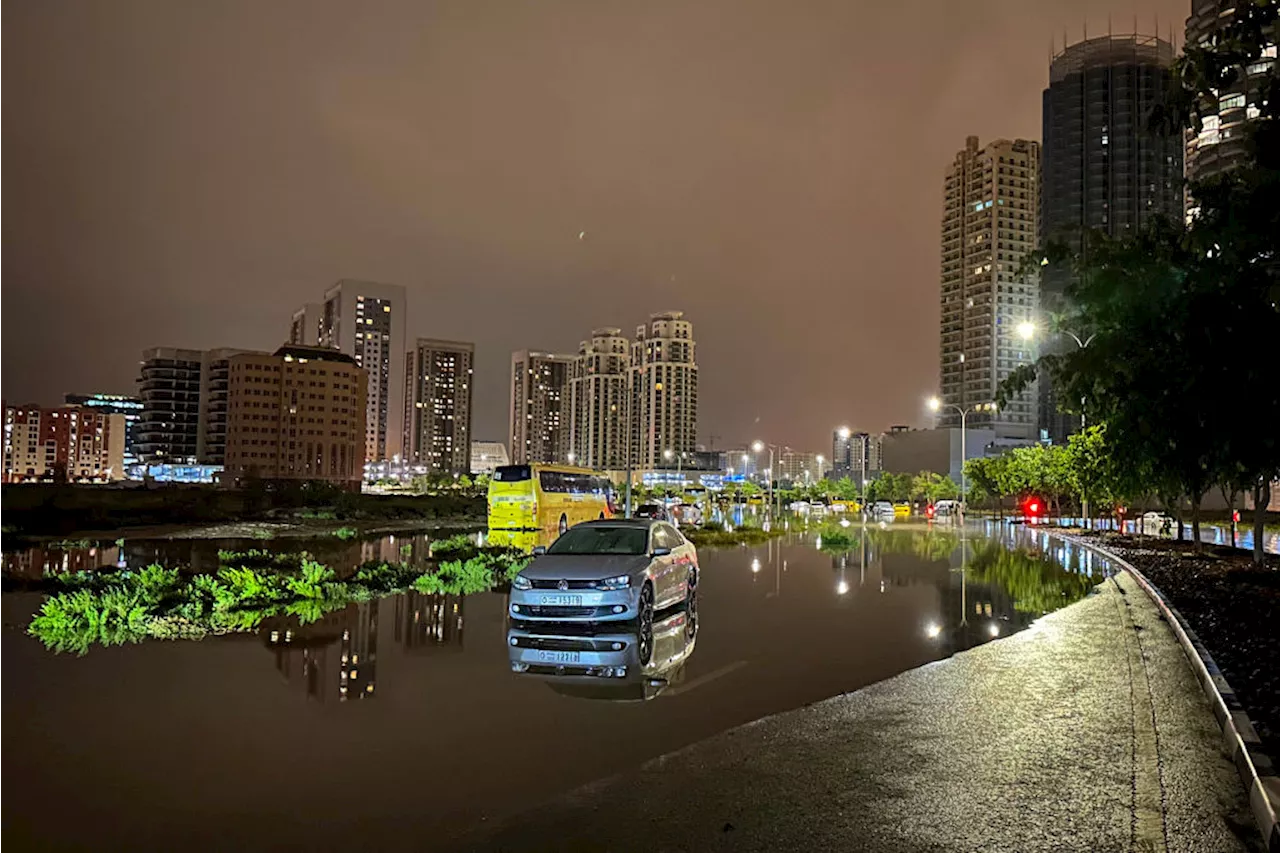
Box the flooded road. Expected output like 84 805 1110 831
3 522 1109 851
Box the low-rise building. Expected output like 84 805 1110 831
3 402 126 483
64 393 143 467
223 345 367 489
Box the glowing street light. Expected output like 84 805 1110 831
927 396 998 521
1016 321 1037 340
925 622 942 639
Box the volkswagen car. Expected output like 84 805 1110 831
508 519 697 625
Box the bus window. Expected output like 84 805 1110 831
493 465 532 482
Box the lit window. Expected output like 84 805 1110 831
1220 93 1246 110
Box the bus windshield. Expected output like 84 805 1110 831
492 465 532 482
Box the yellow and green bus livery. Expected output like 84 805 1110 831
487 464 615 540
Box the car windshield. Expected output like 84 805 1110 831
547 525 648 556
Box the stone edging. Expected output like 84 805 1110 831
1061 533 1279 853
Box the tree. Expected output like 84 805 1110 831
910 471 959 504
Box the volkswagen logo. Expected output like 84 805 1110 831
557 579 569 591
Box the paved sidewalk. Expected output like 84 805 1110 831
461 573 1260 852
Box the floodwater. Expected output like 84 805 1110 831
3 522 1108 852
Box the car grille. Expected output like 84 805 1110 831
510 636 626 652
516 604 620 618
529 578 600 590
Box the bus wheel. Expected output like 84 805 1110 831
558 514 568 535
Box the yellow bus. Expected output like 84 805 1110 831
487 464 615 550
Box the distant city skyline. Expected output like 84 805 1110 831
4 0 1191 451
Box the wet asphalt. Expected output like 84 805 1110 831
460 571 1262 853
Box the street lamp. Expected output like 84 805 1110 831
566 451 576 465
928 396 998 521
752 440 782 517
1018 322 1098 525
663 448 684 504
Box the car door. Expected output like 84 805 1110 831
650 524 677 605
667 524 696 601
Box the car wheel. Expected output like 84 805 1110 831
558 514 568 535
637 583 654 666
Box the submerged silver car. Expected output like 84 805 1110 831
508 519 697 625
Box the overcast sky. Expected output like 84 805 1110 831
3 0 1188 452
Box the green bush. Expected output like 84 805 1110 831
333 526 359 541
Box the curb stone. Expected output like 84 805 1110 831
1061 533 1279 853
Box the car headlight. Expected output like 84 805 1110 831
596 575 631 591
512 574 532 591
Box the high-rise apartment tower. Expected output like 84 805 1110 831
939 137 1040 441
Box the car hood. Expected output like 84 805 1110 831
521 554 651 581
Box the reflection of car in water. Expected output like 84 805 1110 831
509 519 698 625
508 604 698 702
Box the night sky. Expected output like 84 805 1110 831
3 0 1187 452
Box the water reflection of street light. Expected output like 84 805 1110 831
751 557 761 573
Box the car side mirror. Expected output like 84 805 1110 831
532 546 547 556
651 547 672 557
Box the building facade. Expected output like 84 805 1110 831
569 328 631 470
777 451 826 487
3 403 127 483
939 136 1040 443
629 312 698 469
830 429 882 482
289 303 324 347
470 441 509 475
64 393 142 467
223 345 367 488
136 347 258 465
509 350 572 465
1184 1 1277 194
403 339 474 475
1040 34 1182 441
318 280 407 462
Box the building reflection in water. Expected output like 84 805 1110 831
393 592 465 651
260 601 380 703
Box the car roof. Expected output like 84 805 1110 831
573 518 658 529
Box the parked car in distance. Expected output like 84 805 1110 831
671 503 703 527
509 519 697 625
893 501 912 518
872 500 895 519
633 503 670 521
934 499 959 516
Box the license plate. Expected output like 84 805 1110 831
541 594 582 606
538 650 580 663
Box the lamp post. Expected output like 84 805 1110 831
928 396 998 523
1019 322 1097 524
752 440 781 517
662 448 684 506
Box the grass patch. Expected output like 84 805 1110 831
332 526 359 540
816 527 857 551
26 546 532 655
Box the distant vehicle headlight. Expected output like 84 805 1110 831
512 574 532 591
596 575 631 591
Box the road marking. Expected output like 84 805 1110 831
663 661 748 697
